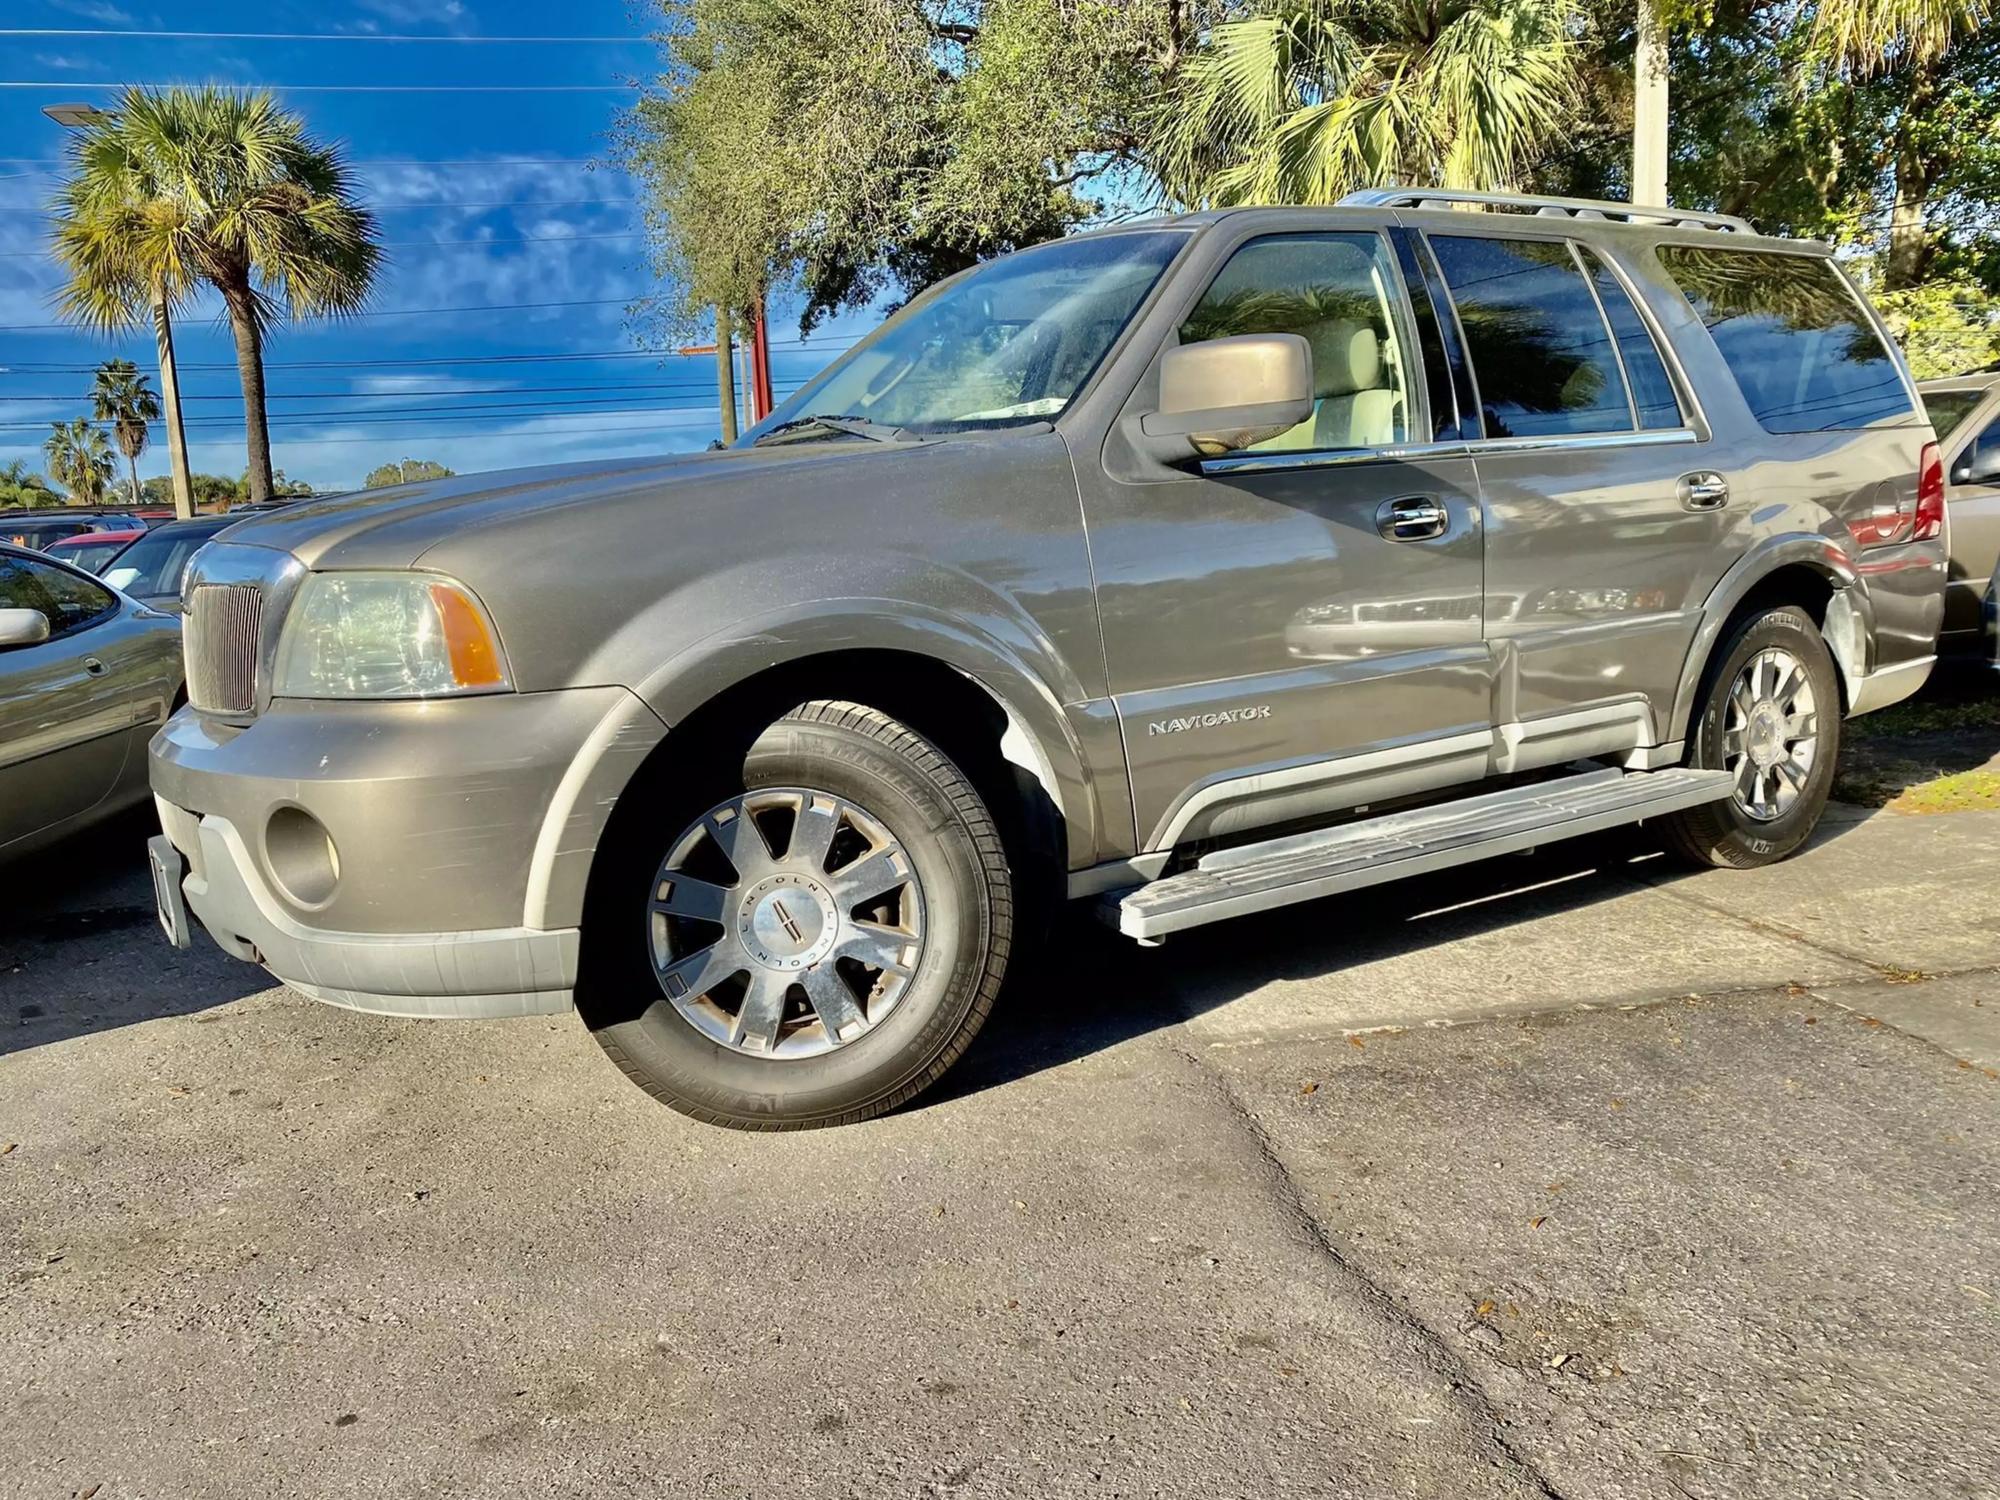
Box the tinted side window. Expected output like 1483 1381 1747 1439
1658 246 1913 433
1922 388 1985 441
0 555 118 637
1576 247 1683 430
1180 233 1414 453
1428 235 1632 439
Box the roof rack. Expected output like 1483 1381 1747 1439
1338 188 1754 235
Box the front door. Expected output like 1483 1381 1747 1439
1078 227 1491 853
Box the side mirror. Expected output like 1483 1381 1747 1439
1142 333 1314 457
1958 449 2000 487
0 608 52 648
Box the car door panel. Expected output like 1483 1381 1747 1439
1092 453 1490 847
1076 221 1492 852
1943 405 2000 639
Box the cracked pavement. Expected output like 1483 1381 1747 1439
3 804 1998 1499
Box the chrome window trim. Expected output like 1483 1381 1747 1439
1577 242 1710 438
1568 240 1642 430
1198 425 1697 477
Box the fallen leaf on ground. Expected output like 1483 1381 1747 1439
0 1143 15 1157
1860 1016 1884 1028
166 1086 190 1098
1347 1035 1365 1050
1609 1098 1626 1110
1299 1081 1319 1096
1530 1217 1547 1230
1474 1300 1495 1318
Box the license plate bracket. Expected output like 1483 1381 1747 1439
147 833 192 950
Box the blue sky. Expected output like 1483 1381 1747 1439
0 0 863 492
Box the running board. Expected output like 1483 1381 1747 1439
1108 766 1733 943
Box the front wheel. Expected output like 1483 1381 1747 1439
578 700 1013 1130
1662 605 1843 869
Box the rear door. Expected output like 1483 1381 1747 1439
1077 220 1492 852
1421 227 1733 764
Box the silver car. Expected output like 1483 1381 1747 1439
148 190 1948 1129
1917 372 2000 649
1 543 182 859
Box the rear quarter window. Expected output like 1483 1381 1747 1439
1658 246 1913 433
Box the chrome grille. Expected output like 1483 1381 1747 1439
185 582 264 714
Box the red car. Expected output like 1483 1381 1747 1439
45 527 146 577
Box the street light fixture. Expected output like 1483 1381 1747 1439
43 101 195 520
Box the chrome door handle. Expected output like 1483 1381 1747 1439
82 656 107 676
1378 495 1449 541
1679 471 1729 511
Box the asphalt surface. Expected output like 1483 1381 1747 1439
3 802 1998 1499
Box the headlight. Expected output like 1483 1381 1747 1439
272 572 511 700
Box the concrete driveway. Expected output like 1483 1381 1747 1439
3 802 1997 1499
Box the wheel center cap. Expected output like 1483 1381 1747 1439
1746 699 1786 768
739 874 838 970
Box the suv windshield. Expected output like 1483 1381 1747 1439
747 230 1187 439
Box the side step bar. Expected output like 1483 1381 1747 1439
1108 766 1733 943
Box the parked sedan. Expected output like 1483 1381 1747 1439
47 527 146 576
0 510 145 552
99 513 242 613
1919 373 2000 650
0 543 183 859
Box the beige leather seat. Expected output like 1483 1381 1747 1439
1254 319 1399 452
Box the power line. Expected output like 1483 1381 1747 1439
0 81 639 93
0 379 735 403
0 29 654 44
0 155 602 168
0 232 645 258
2 340 856 373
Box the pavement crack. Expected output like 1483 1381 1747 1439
1162 1035 1576 1500
1627 870 1912 979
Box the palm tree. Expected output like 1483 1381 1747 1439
44 419 116 506
47 86 380 502
1152 0 1580 208
90 358 161 507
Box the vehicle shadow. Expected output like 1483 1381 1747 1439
0 808 271 1058
929 816 1845 1110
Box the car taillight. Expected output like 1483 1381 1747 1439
1913 440 1945 542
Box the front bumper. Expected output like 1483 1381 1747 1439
149 686 655 1018
155 805 577 1017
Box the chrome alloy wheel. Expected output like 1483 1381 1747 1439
647 788 926 1058
1724 647 1819 823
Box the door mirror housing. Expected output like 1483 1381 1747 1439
0 608 52 648
1141 333 1314 457
1956 447 2000 487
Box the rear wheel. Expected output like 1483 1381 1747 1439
1662 605 1842 868
578 700 1012 1130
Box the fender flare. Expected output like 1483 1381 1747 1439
633 597 1113 866
1665 531 1868 746
520 598 1119 931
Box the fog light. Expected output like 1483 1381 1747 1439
265 806 340 908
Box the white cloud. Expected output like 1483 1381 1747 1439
50 0 135 23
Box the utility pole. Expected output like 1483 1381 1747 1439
1632 0 1670 207
45 103 192 519
714 305 738 446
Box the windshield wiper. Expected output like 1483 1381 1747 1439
751 413 909 447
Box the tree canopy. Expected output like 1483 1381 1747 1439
628 0 2000 373
363 459 455 490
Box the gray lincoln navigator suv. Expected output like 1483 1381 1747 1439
148 190 1948 1129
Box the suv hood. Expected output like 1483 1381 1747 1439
213 442 939 572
